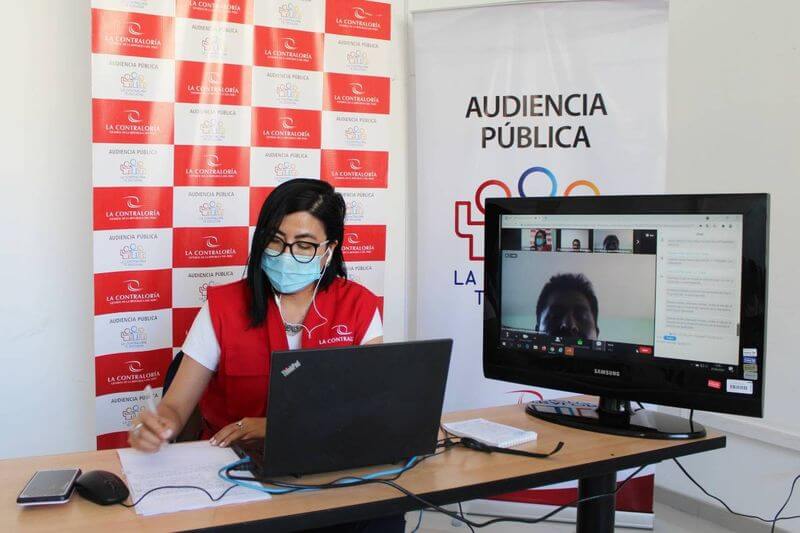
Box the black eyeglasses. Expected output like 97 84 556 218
265 237 329 264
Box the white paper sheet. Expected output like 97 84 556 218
117 440 271 516
443 418 537 448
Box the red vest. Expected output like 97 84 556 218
198 277 379 438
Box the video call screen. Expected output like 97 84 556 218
499 213 744 368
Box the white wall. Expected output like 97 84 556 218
384 0 410 343
657 0 800 528
0 2 96 458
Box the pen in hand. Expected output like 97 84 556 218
144 385 169 448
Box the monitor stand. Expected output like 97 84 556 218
526 397 706 439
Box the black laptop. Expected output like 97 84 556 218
233 339 453 478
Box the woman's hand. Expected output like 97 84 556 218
211 418 266 447
128 409 179 453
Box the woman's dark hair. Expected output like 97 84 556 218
246 178 347 326
603 234 620 251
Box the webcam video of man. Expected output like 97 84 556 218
500 226 658 359
535 273 600 341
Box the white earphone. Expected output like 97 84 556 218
277 246 333 339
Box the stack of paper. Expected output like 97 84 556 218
117 441 271 516
443 418 538 448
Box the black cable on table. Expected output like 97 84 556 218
119 483 244 508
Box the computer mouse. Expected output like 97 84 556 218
75 470 130 505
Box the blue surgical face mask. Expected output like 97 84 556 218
261 250 329 294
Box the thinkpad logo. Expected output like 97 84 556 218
281 360 301 377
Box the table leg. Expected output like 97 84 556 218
576 472 617 533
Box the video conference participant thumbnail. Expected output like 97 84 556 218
500 227 554 251
593 229 633 253
530 228 553 251
557 229 592 252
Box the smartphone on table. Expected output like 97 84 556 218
17 469 81 506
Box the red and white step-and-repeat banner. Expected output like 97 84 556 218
91 0 392 449
413 0 666 526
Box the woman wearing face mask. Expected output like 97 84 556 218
531 229 551 251
128 178 383 452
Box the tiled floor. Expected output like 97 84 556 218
405 502 747 532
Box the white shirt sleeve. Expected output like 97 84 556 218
360 309 383 344
181 302 221 372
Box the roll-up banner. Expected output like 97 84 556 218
92 0 393 449
413 0 667 526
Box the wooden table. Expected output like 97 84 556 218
1 403 725 532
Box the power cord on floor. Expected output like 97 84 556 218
410 509 423 533
674 457 799 532
675 410 800 533
458 501 476 533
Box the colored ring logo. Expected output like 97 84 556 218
564 179 600 196
474 179 512 214
518 166 558 197
516 167 600 197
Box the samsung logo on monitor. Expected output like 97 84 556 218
594 368 621 377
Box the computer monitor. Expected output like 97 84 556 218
483 194 768 439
